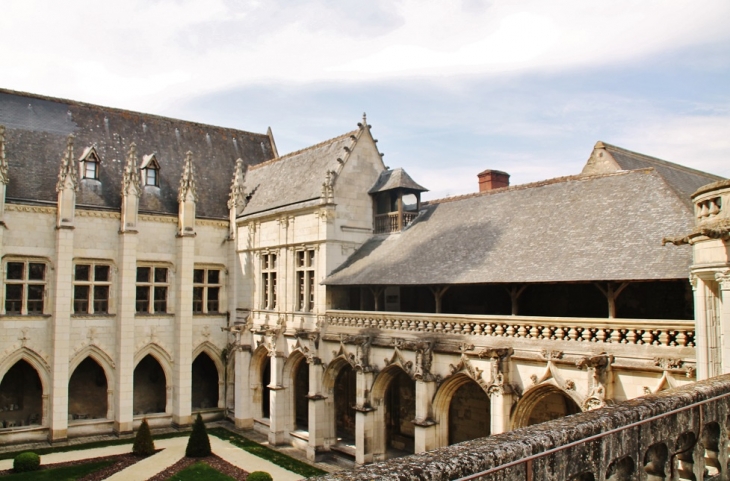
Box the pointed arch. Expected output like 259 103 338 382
512 382 582 429
191 343 224 410
134 342 173 381
281 351 309 433
0 346 50 394
68 356 110 420
370 364 417 459
69 345 115 389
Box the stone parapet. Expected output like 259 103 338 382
313 374 730 480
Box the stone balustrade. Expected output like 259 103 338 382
325 310 696 347
313 374 730 481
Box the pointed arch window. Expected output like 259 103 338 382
141 153 160 186
79 146 101 180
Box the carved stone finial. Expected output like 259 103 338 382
122 143 141 197
178 151 197 203
56 134 78 192
227 158 246 211
716 270 730 290
0 125 8 185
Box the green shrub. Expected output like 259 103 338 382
13 451 41 473
185 413 211 458
132 419 156 457
247 471 273 481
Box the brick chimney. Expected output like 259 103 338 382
477 169 510 192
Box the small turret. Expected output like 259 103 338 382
227 158 246 239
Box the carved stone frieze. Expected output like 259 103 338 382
332 334 373 372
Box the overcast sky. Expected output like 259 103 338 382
2 0 729 199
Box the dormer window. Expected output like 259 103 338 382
79 146 101 180
141 153 160 187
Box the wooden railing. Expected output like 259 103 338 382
324 310 695 347
373 212 419 234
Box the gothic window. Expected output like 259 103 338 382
193 267 221 313
73 263 111 314
4 260 46 315
295 249 316 312
79 146 101 180
141 153 160 186
261 253 277 310
136 266 169 313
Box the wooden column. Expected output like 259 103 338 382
594 282 629 318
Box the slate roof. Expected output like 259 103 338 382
325 169 701 285
587 142 723 209
0 88 275 219
240 131 357 216
368 168 428 194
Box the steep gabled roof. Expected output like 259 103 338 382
368 168 428 194
325 168 698 286
582 141 723 208
240 130 358 216
0 88 275 218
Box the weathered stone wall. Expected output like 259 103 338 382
313 374 730 481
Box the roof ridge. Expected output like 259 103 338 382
600 141 724 180
426 169 654 205
0 87 271 139
248 130 357 171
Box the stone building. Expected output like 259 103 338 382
0 88 726 468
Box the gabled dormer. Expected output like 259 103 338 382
369 168 428 234
78 145 101 180
141 153 160 187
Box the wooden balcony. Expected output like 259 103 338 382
374 212 418 234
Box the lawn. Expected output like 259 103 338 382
165 461 235 481
0 459 112 481
209 428 326 477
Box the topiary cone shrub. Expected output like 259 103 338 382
247 471 273 481
13 452 40 473
185 413 212 458
132 418 156 457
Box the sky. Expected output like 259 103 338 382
2 0 729 199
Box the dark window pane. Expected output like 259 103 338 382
308 250 315 267
193 269 204 284
297 251 305 268
153 286 167 312
74 285 89 313
29 263 45 281
308 271 315 311
85 161 97 179
207 287 219 312
5 285 22 313
297 271 305 311
146 168 157 186
75 264 90 281
95 265 110 282
6 262 23 280
207 270 219 284
193 287 204 313
271 273 277 308
136 286 149 313
94 286 109 313
137 267 150 283
154 268 167 283
27 285 44 314
271 254 277 268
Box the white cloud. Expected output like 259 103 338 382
1 0 728 110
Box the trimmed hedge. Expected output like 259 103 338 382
185 413 212 458
132 419 156 456
247 471 273 481
13 452 41 473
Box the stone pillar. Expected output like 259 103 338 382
268 353 288 445
49 136 77 441
489 389 513 435
692 274 710 380
354 370 375 465
413 380 438 453
172 151 197 427
307 359 326 461
115 143 141 435
717 271 730 374
234 346 253 428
